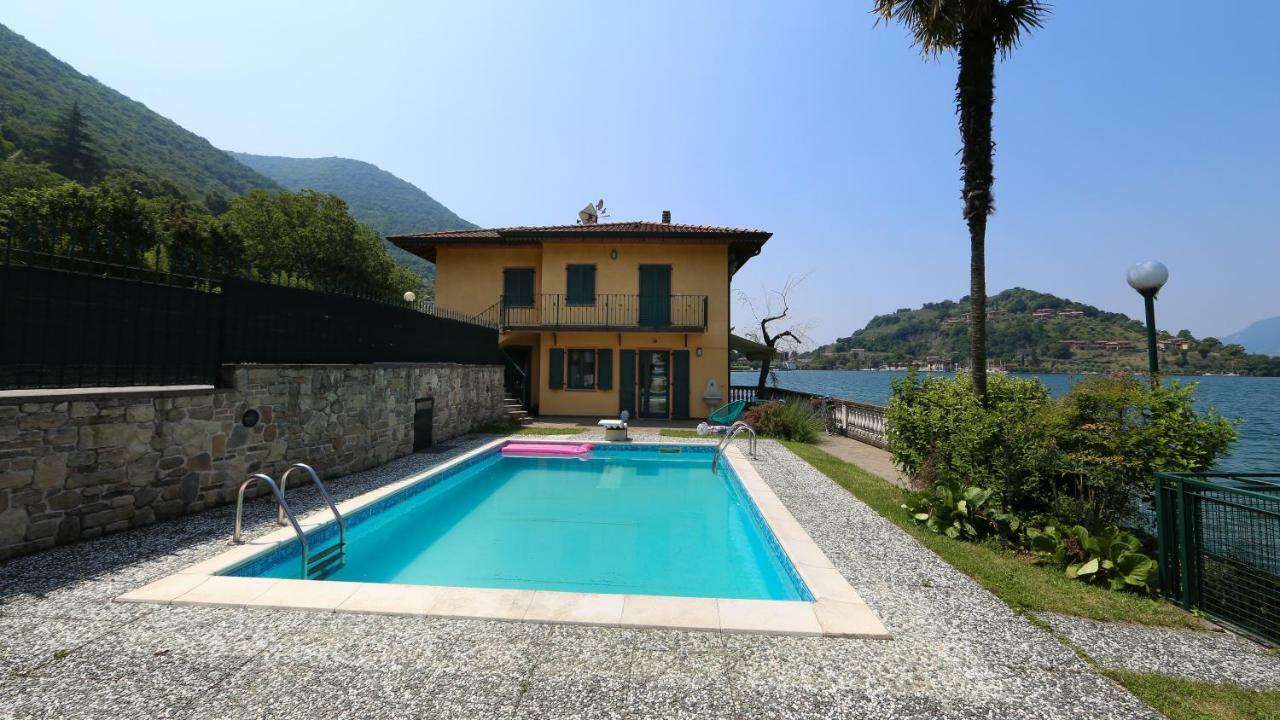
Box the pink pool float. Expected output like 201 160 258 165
501 442 595 459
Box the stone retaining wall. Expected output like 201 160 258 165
0 363 503 560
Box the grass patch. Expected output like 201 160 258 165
659 429 702 438
1101 670 1280 720
513 426 585 435
473 420 585 436
780 441 1201 630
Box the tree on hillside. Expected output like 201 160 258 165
48 102 102 184
223 189 420 296
874 0 1049 400
738 276 812 396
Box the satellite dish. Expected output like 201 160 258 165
576 199 609 224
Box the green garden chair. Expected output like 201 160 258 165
707 399 748 426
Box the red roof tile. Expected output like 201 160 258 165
388 220 770 242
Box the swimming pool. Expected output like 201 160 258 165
226 444 811 602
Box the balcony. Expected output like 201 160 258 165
500 294 708 332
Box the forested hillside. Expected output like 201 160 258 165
807 288 1280 376
229 153 475 281
0 23 277 203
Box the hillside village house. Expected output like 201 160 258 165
390 212 770 420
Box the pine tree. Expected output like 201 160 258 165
49 102 102 184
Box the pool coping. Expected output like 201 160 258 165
114 438 891 639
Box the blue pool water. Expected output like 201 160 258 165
229 445 810 601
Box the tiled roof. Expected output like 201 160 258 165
388 221 770 242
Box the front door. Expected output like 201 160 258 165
638 350 670 418
638 265 671 328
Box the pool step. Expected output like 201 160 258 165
307 541 345 579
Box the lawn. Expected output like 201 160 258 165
513 426 585 435
1102 670 1280 720
780 441 1201 630
658 429 702 438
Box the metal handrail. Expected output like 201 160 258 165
278 463 347 549
234 473 309 578
712 421 757 472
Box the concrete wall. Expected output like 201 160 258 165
0 362 503 560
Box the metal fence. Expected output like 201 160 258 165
1 229 502 390
1155 472 1280 646
728 384 888 448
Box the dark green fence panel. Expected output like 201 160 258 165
0 263 221 389
1156 472 1280 646
1 233 503 390
220 278 502 366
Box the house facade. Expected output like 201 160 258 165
390 213 770 419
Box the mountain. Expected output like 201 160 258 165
228 153 475 282
1223 316 1280 357
806 287 1280 376
0 23 278 201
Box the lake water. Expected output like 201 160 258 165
731 370 1280 472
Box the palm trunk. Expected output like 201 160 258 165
957 28 997 401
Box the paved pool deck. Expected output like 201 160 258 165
1 432 1160 719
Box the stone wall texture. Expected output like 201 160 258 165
0 363 503 560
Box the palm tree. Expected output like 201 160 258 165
874 0 1048 400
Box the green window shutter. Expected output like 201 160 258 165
548 348 564 390
597 349 612 390
504 269 535 307
618 349 635 416
566 265 595 305
672 350 690 419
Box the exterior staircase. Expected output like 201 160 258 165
504 393 533 425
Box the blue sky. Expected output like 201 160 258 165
5 1 1278 344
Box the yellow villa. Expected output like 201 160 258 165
390 211 771 420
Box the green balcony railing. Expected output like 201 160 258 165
500 293 707 332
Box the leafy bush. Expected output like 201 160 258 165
886 371 1057 513
1028 524 1159 594
1051 375 1238 526
902 478 1023 541
887 371 1238 527
746 400 825 443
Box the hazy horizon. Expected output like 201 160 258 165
5 1 1277 345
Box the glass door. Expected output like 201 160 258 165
638 351 670 418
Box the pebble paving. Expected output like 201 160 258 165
1038 611 1280 690
1 432 1166 718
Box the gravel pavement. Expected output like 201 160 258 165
1 433 1162 719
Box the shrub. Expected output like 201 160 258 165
886 371 1058 514
902 478 1023 542
887 371 1238 528
1051 375 1238 527
1028 524 1159 594
747 400 825 443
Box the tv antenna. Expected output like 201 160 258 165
577 199 608 225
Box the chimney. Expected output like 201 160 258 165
661 210 671 224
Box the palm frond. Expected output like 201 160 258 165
873 0 962 56
991 0 1051 56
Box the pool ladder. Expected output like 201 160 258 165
711 421 757 472
233 463 347 579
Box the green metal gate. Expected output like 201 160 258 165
1155 472 1280 646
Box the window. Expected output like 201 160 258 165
566 265 596 305
503 268 535 307
567 349 596 389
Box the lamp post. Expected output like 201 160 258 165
1126 261 1168 384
